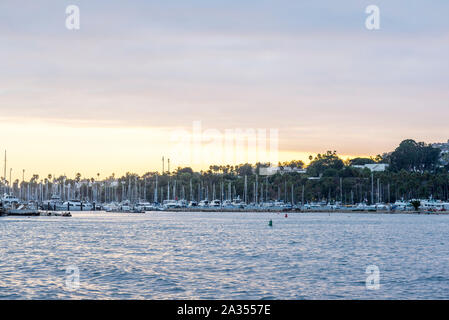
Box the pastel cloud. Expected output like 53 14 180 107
0 0 448 176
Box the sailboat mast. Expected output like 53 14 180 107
244 175 247 204
154 174 158 203
189 178 192 201
3 150 6 191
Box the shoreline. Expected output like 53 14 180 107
3 208 448 216
151 208 449 215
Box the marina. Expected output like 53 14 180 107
2 138 449 217
2 191 448 216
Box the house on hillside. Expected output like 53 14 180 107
259 166 306 176
352 163 389 172
431 139 449 166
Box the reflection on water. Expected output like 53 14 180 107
0 211 448 299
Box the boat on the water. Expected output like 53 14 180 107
103 202 119 212
1 193 20 208
231 197 245 209
210 199 221 207
56 200 93 211
221 200 232 208
135 201 153 211
188 201 198 207
42 194 64 210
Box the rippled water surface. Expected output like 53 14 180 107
1 211 448 299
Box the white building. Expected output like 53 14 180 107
259 166 306 176
431 139 449 152
431 139 449 166
352 163 389 172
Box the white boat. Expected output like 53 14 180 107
163 199 180 209
420 199 448 211
104 201 137 213
352 202 377 211
119 200 132 212
392 200 413 211
103 202 120 212
231 197 245 209
135 201 153 211
198 200 209 207
375 203 389 210
272 201 292 210
42 194 63 210
177 200 188 208
221 200 232 207
210 199 221 207
188 201 198 207
1 193 20 208
303 202 323 210
103 202 118 212
56 200 93 211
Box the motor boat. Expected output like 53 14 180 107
42 194 63 210
1 193 20 209
188 201 198 207
163 199 180 209
221 200 232 208
198 200 209 207
135 201 153 211
56 200 93 211
231 197 245 209
103 202 120 212
210 199 221 207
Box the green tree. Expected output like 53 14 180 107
411 200 421 211
390 139 440 172
307 151 344 176
349 157 375 166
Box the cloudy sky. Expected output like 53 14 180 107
0 0 448 178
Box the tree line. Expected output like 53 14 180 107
4 139 449 203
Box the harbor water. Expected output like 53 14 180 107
0 211 448 299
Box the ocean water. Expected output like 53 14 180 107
0 211 448 299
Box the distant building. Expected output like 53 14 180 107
259 166 306 176
431 139 449 166
431 139 449 152
352 163 389 172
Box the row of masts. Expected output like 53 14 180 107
0 176 398 207
0 152 428 204
3 172 302 204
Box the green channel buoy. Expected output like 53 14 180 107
268 219 273 227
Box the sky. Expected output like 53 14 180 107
0 0 448 179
